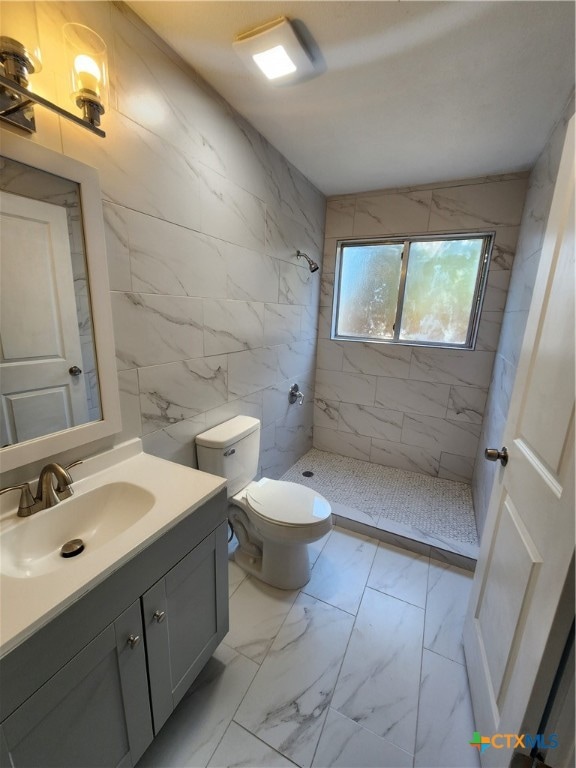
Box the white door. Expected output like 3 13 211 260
0 191 89 446
464 117 575 767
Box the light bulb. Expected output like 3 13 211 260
252 45 296 80
74 54 101 95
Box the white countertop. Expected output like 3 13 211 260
0 442 226 657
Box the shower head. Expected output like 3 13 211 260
296 250 319 273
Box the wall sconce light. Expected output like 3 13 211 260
233 17 316 86
0 8 107 138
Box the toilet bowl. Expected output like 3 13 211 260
196 416 332 589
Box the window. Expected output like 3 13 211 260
332 232 494 349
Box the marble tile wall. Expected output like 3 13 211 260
9 1 325 479
316 174 528 484
472 93 575 537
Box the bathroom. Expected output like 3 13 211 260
0 2 574 767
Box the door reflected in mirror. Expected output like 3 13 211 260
0 155 102 448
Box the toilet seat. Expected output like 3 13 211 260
246 479 331 528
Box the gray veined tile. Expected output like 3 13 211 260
228 347 279 399
331 587 424 755
279 261 314 305
370 438 441 476
341 343 412 379
141 414 207 468
203 299 265 355
414 650 479 768
264 304 302 347
139 356 228 434
316 340 344 372
313 398 340 431
338 402 403 442
401 414 481 458
226 576 299 664
409 348 495 388
103 202 131 291
138 644 258 768
112 292 204 369
234 593 355 768
228 558 248 598
225 245 279 303
313 428 371 462
353 190 432 236
129 211 227 299
325 199 356 238
312 708 413 768
375 377 450 418
447 386 488 424
367 541 430 608
428 178 527 230
424 560 474 664
303 527 378 615
315 369 377 407
208 722 295 768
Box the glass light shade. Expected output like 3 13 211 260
63 23 108 109
0 2 42 77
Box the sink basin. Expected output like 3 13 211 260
0 482 155 579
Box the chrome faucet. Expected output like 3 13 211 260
0 460 82 517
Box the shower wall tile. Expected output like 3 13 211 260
315 173 528 486
128 211 228 298
112 292 204 369
228 347 279 399
402 415 481 458
315 370 377 407
370 439 441 476
225 247 279 303
375 378 450 418
446 386 488 424
428 178 527 230
338 403 403 442
314 398 340 430
353 190 432 235
342 343 412 379
139 356 228 434
203 299 264 355
325 199 356 238
438 453 476 483
263 304 301 347
314 427 372 462
12 1 324 485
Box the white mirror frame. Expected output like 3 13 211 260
0 131 121 472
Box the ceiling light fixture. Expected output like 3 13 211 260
0 7 107 138
233 17 315 86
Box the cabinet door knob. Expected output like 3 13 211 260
153 610 166 623
127 634 141 649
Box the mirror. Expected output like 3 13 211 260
0 132 120 473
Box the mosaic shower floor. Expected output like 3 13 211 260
280 449 479 562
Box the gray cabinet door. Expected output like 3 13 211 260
1 601 153 768
143 521 229 733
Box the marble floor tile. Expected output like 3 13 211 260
312 708 413 768
424 560 474 664
332 587 424 755
138 644 258 768
308 531 331 567
303 528 378 615
367 542 430 608
226 576 299 664
228 558 247 598
208 722 294 768
414 650 479 768
235 593 355 767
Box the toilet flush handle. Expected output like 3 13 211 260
223 448 236 457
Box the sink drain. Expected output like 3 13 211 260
302 471 314 478
60 539 85 558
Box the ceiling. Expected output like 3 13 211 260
128 1 575 196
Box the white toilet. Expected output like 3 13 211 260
196 416 332 589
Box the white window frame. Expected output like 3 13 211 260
331 231 495 350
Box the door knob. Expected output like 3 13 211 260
484 447 508 466
69 366 82 376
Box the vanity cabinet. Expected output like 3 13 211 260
0 491 228 768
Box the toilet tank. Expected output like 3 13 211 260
196 416 260 497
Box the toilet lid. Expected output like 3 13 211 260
246 480 331 527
